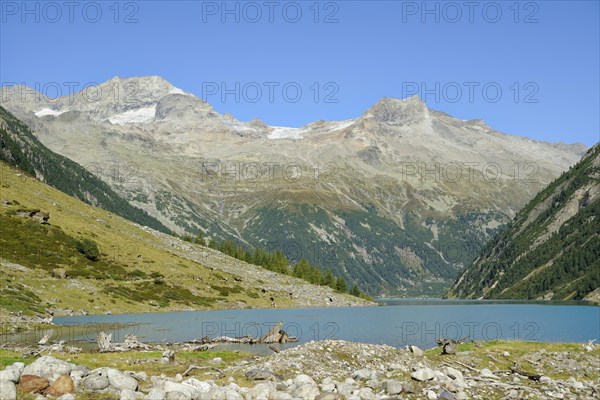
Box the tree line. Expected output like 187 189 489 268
177 232 371 300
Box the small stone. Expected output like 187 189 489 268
455 391 467 400
427 389 438 400
315 393 342 400
57 394 75 400
210 357 222 364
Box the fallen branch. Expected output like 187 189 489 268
183 365 225 378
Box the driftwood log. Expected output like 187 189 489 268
510 362 542 381
183 365 225 378
206 322 297 344
437 337 468 355
97 332 113 352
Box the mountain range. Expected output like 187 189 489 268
0 76 588 295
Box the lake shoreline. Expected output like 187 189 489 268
1 339 598 400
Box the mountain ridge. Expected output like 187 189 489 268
0 76 589 295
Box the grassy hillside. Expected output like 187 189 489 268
447 145 600 301
0 161 369 321
0 106 168 233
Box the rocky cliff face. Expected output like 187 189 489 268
0 76 587 295
447 145 600 301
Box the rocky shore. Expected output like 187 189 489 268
0 339 598 400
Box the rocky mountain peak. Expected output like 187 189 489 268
363 96 429 125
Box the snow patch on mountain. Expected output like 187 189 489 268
108 105 156 125
169 87 186 95
268 126 304 140
35 108 68 117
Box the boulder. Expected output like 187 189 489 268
18 375 50 393
427 390 438 400
443 367 464 382
163 381 197 399
409 345 424 356
402 381 415 393
22 356 72 379
383 379 402 395
45 375 74 396
294 375 316 386
272 392 294 400
108 368 138 391
0 368 20 383
411 368 435 382
289 383 320 400
0 380 17 400
144 387 166 400
353 368 373 381
480 368 498 380
248 382 276 400
181 378 210 394
439 390 456 399
83 374 110 391
315 394 342 400
246 369 274 381
120 388 138 400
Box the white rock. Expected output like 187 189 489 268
411 367 435 381
456 391 467 400
144 387 166 400
480 368 498 380
272 392 294 400
0 369 19 383
443 366 464 382
427 390 438 400
353 368 373 381
294 374 316 386
383 380 402 395
121 389 138 400
164 381 197 399
108 368 138 391
22 356 72 379
409 345 424 356
567 377 584 389
0 380 16 400
182 378 211 393
248 382 276 400
57 394 75 400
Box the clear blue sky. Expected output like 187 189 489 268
1 1 598 145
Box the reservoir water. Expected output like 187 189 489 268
40 300 600 353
